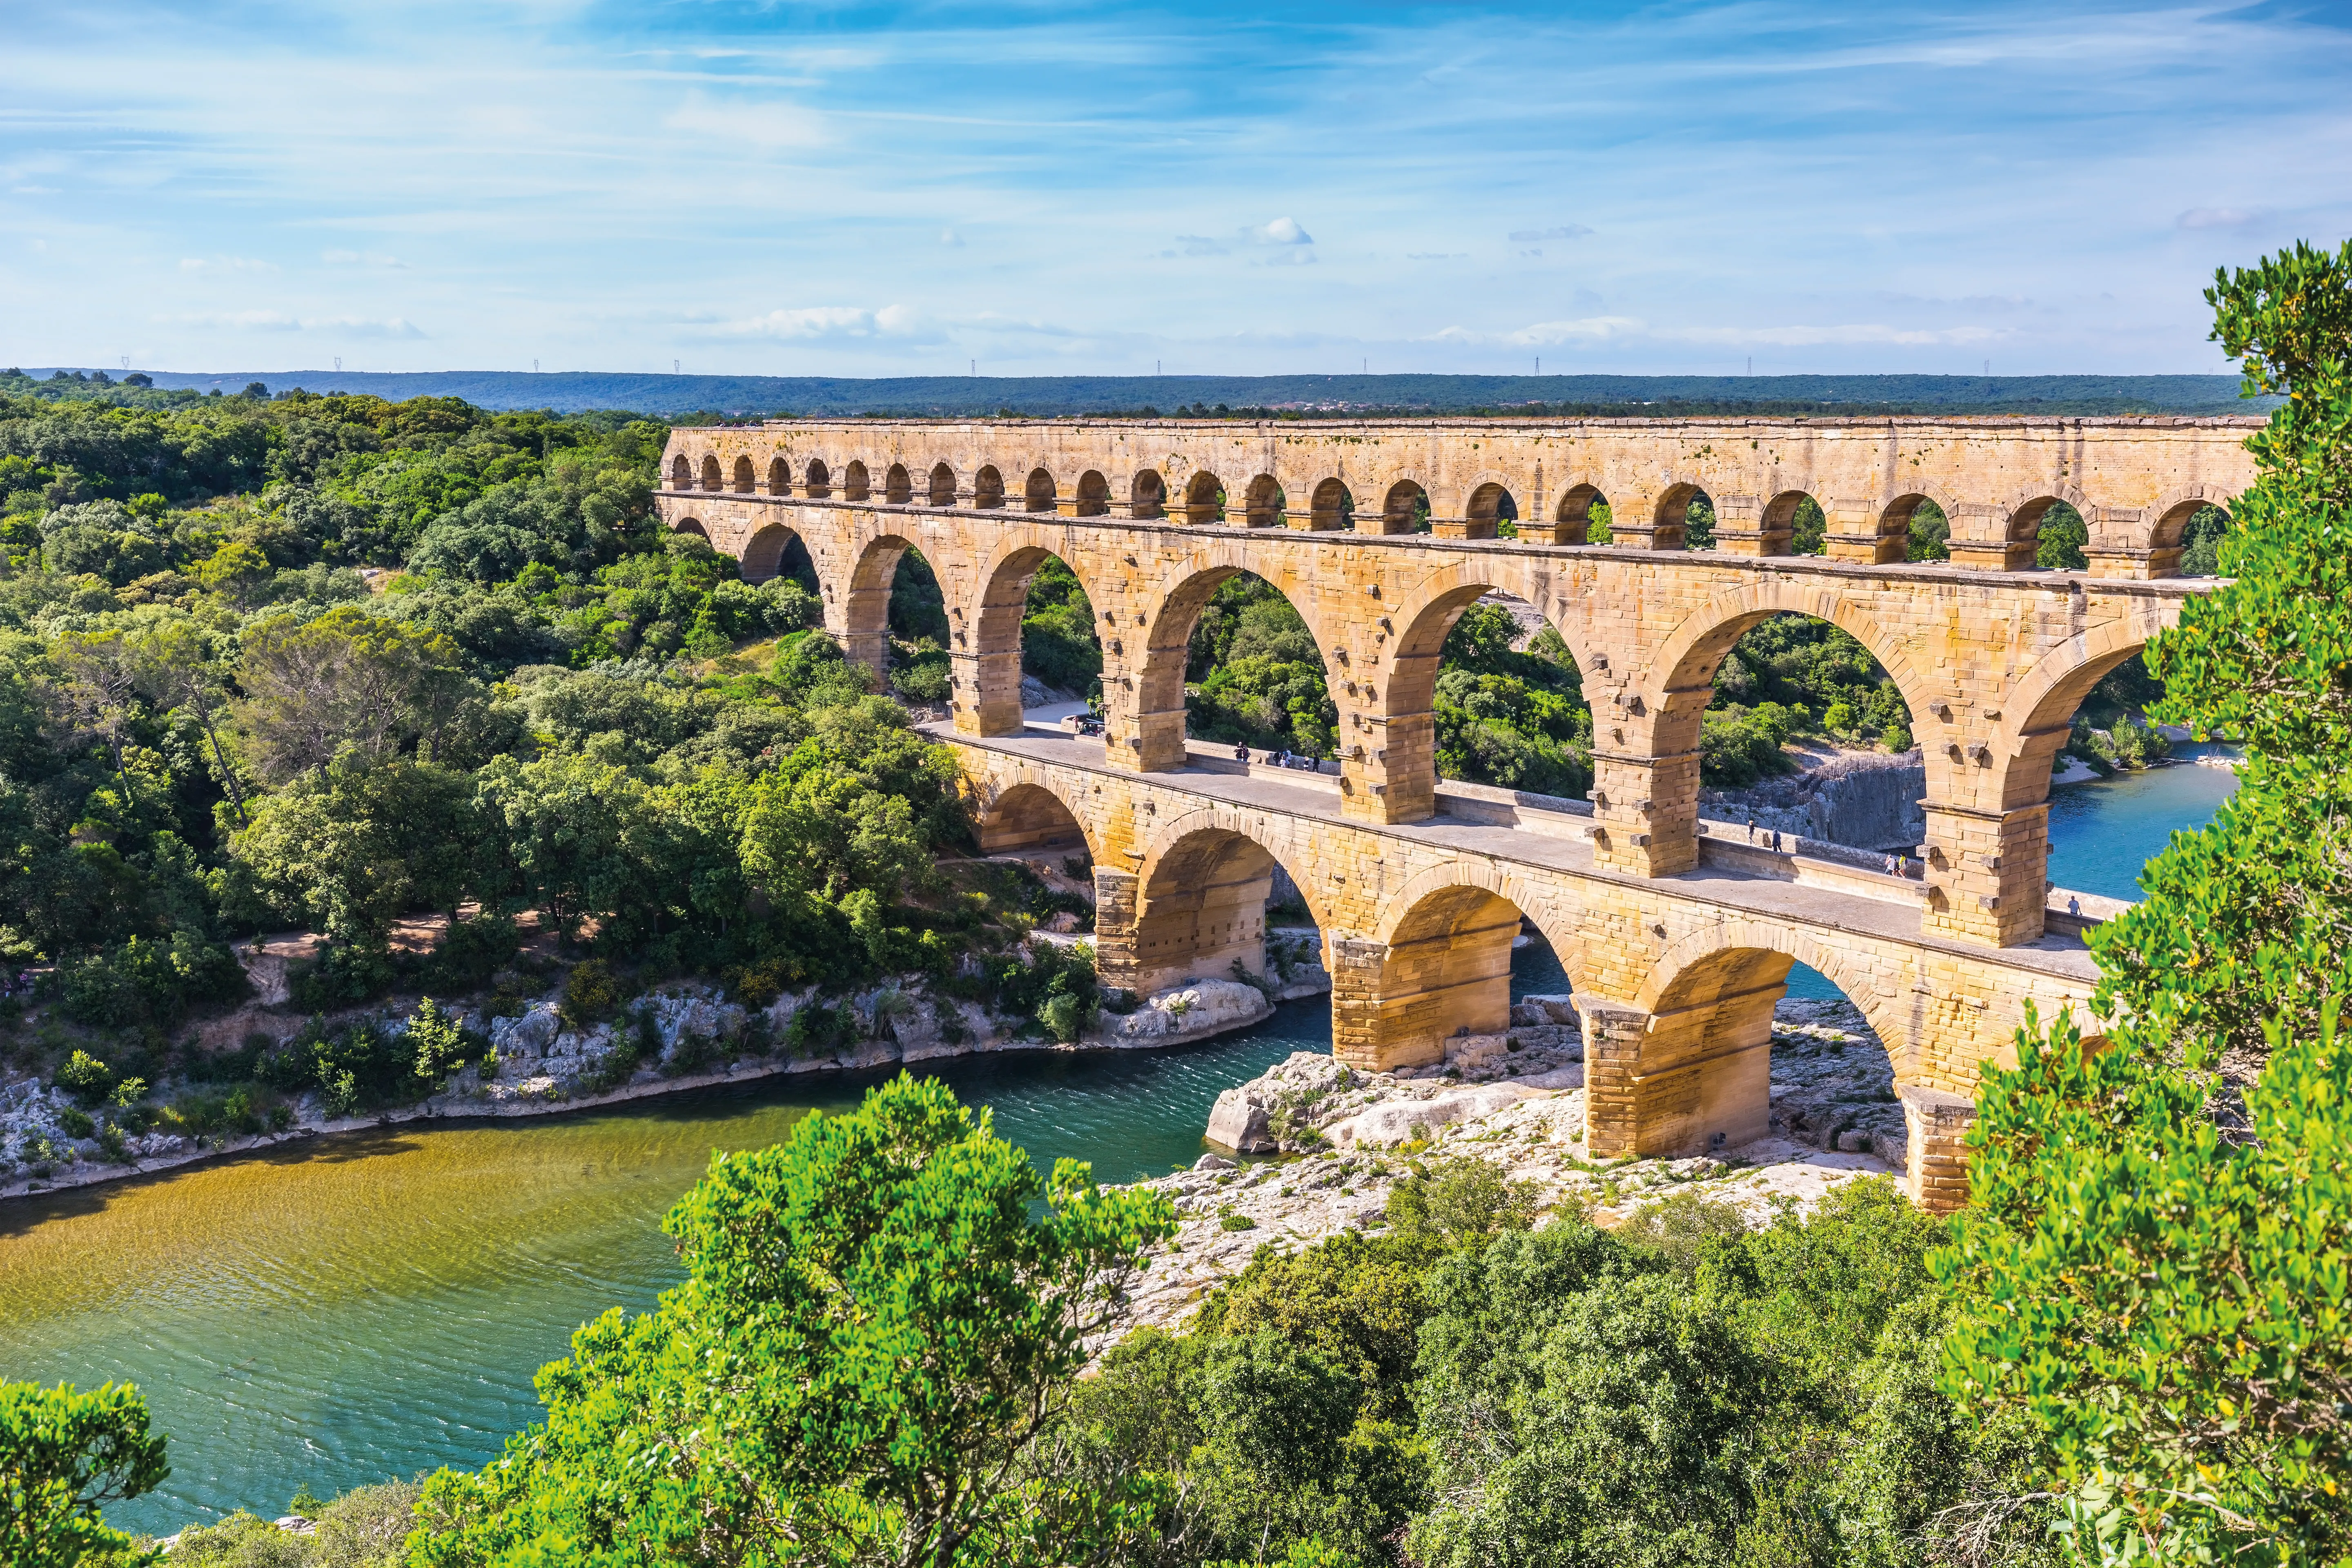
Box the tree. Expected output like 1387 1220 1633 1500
410 1073 1175 1568
230 755 479 941
42 628 145 807
1938 239 2352 1566
234 605 477 783
122 617 248 823
0 1379 170 1568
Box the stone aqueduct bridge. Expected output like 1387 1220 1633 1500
654 416 2255 1208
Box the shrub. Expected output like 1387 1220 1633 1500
423 911 519 992
405 997 478 1089
57 1106 94 1140
53 1049 114 1104
286 942 397 1012
58 933 248 1027
559 959 623 1027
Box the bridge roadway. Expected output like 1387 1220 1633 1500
941 719 2109 1213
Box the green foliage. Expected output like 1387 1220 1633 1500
0 1379 170 1568
1021 555 1103 695
557 960 623 1027
54 1047 117 1102
2036 501 2091 570
405 997 477 1088
1185 575 1336 757
1701 615 1912 781
1433 610 1592 797
409 1074 1176 1568
1938 241 2352 1567
58 931 247 1027
1383 1154 1542 1251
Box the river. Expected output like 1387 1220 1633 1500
0 751 2236 1533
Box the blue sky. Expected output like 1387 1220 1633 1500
4 0 2348 377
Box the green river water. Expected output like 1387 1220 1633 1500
0 754 2237 1533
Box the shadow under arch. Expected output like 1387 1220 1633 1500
1613 919 1908 1159
963 533 1113 737
671 515 710 542
1345 872 1564 1069
841 530 925 685
1126 806 1333 997
741 520 818 589
972 776 1102 862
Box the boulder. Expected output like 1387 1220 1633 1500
1193 1152 1236 1172
1101 979 1271 1045
1444 1033 1508 1071
1510 994 1579 1028
1205 1088 1272 1152
1325 1084 1530 1149
491 1003 560 1058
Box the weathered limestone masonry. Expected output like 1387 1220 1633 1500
947 727 2099 1214
658 416 2246 942
654 416 2250 1211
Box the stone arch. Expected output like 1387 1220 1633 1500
1024 466 1057 512
928 462 958 507
1369 566 1602 818
1243 473 1284 528
1076 470 1110 517
972 776 1102 862
700 454 723 491
1876 489 1962 564
1989 601 2181 813
804 459 833 500
672 515 709 541
1608 920 1907 1158
1377 478 1429 535
1760 489 1824 557
1645 581 1932 751
740 521 814 588
670 454 692 489
1343 875 1546 1069
884 462 914 505
1131 551 1336 773
840 530 922 686
1128 809 1331 996
1466 478 1518 523
732 455 755 493
1310 477 1354 531
1653 481 1711 551
963 534 1114 737
1130 468 1167 519
1182 470 1226 525
2138 483 2238 578
767 455 792 496
843 460 871 502
1995 487 2094 570
1552 482 1608 546
973 465 1006 509
1372 859 1588 983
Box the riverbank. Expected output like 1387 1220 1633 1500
0 929 1332 1206
1109 991 1904 1339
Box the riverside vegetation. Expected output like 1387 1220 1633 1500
4 244 2340 1568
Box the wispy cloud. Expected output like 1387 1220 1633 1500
1508 225 1592 243
159 311 423 338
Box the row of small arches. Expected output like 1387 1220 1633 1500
665 451 2216 559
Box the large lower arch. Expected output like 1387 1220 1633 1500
1120 805 1332 999
1343 876 1541 1069
741 521 815 588
1595 920 1906 1160
959 535 1113 738
972 777 1100 860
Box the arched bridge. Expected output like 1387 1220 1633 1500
657 414 2249 953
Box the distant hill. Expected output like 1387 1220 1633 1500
36 368 2263 419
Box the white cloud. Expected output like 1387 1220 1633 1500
2176 207 2268 231
1252 216 1312 245
937 228 964 247
1444 317 2003 350
1508 225 1594 242
719 305 926 340
157 311 423 337
322 249 410 268
664 89 828 150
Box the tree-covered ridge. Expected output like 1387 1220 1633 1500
1 386 1120 1154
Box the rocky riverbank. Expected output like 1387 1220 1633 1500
0 930 1332 1205
1107 993 1905 1339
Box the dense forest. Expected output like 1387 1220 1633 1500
0 376 1104 1134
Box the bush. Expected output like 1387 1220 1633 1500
58 933 248 1027
53 1049 115 1104
286 942 397 1012
422 911 519 992
559 959 622 1027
